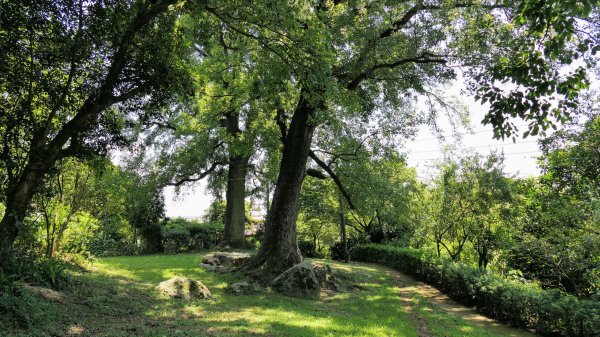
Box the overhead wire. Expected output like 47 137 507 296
412 150 544 162
408 140 540 154
410 123 532 142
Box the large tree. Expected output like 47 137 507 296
0 0 191 266
131 20 288 248
204 0 598 276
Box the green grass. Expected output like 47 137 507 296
5 252 533 337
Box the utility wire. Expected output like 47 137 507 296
412 150 544 161
411 123 532 142
409 140 539 154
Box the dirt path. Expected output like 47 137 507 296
385 267 537 337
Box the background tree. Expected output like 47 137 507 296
0 0 192 267
506 111 600 296
36 159 95 258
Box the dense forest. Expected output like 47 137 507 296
1 1 599 336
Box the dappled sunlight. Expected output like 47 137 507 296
365 295 387 301
21 252 534 337
327 292 352 301
66 325 84 335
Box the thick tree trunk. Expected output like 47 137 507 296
220 103 250 248
264 181 271 213
222 154 249 248
243 92 318 277
0 167 45 269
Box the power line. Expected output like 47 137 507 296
412 150 543 161
409 140 539 154
411 123 532 142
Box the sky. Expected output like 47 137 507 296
161 92 548 219
406 109 544 181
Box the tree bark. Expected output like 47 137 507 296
220 103 250 248
340 195 349 263
243 91 318 277
0 166 46 269
222 154 249 248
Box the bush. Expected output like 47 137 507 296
162 218 223 253
0 253 71 329
88 237 138 257
351 244 600 337
3 253 72 290
0 273 42 329
330 236 368 260
298 240 317 258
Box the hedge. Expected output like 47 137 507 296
350 244 600 337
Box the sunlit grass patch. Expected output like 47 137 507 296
7 252 534 337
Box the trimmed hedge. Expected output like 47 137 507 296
351 244 600 337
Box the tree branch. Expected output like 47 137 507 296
335 1 504 88
46 0 176 156
309 150 355 209
306 168 327 179
167 161 226 187
275 104 288 142
110 84 150 104
346 53 447 90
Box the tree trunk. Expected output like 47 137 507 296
220 102 250 248
222 154 249 248
340 195 349 263
265 181 270 213
53 214 72 257
0 167 45 269
243 91 318 277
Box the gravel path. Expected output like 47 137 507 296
385 267 538 337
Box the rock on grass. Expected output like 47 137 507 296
21 284 67 303
226 281 257 295
156 277 211 300
201 252 252 268
269 260 339 298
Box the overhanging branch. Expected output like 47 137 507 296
346 53 447 90
168 161 226 187
309 150 355 209
306 168 327 179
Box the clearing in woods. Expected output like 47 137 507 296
8 253 538 337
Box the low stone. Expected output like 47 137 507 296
198 263 221 271
201 252 251 268
218 245 233 252
227 281 254 295
156 277 211 300
21 284 67 303
269 260 339 298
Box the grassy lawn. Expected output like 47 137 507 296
6 252 532 337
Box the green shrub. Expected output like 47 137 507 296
298 240 317 258
3 254 72 290
330 237 368 260
88 237 139 257
0 273 43 329
351 244 600 337
162 218 223 252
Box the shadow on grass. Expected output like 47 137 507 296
10 253 420 337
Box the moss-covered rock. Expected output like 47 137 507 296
156 277 211 300
269 260 339 298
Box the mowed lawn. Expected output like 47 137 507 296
8 252 530 337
